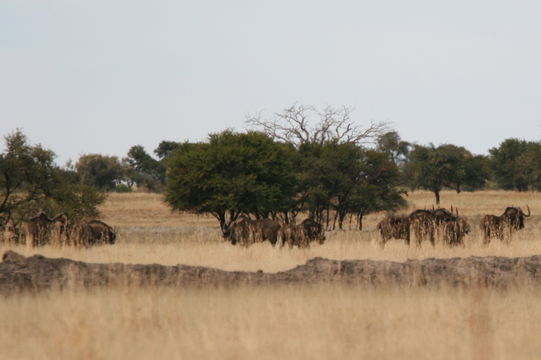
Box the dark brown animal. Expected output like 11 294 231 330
481 206 530 244
21 211 53 247
441 216 471 246
224 216 282 247
377 215 410 247
74 219 116 247
50 213 73 246
301 218 325 245
408 207 470 247
0 215 17 245
408 209 436 246
282 218 326 248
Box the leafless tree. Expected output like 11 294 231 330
246 104 387 147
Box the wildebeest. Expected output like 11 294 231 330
73 219 117 247
20 211 53 247
224 216 282 247
301 218 325 245
441 216 471 246
385 207 470 248
282 218 326 248
50 213 73 246
0 215 17 245
481 206 530 244
225 216 325 248
376 215 410 247
409 209 436 246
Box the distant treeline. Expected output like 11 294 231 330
2 105 540 231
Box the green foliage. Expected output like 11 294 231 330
376 131 411 167
165 131 297 233
488 139 541 191
154 141 182 160
0 130 105 223
125 145 166 191
165 130 407 232
404 144 488 204
76 154 124 191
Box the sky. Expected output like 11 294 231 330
1 0 540 164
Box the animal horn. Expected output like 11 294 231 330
526 205 531 217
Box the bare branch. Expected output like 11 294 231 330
246 104 387 147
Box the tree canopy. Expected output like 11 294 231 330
0 130 104 223
165 131 297 233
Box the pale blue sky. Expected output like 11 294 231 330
1 0 540 164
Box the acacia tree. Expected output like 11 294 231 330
165 131 297 234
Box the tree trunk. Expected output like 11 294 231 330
338 211 346 230
332 211 339 231
357 213 364 231
434 189 441 205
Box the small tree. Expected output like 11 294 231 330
0 130 105 223
125 145 166 191
404 144 487 204
489 139 538 191
76 154 124 191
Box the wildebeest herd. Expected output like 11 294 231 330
377 206 531 247
0 206 532 249
0 211 116 247
223 215 326 248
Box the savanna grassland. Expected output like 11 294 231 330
1 191 541 360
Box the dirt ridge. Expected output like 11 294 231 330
1 251 541 293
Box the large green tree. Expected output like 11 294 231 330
165 131 297 234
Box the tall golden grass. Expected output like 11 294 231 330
1 190 540 359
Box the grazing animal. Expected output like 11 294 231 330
407 207 470 247
0 215 18 245
441 216 471 246
21 211 53 247
74 219 116 247
301 218 326 245
50 213 73 246
282 218 326 248
377 215 410 247
408 209 436 246
481 206 530 244
224 216 282 247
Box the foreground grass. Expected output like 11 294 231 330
0 285 540 360
1 190 541 359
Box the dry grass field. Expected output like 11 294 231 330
1 190 541 359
